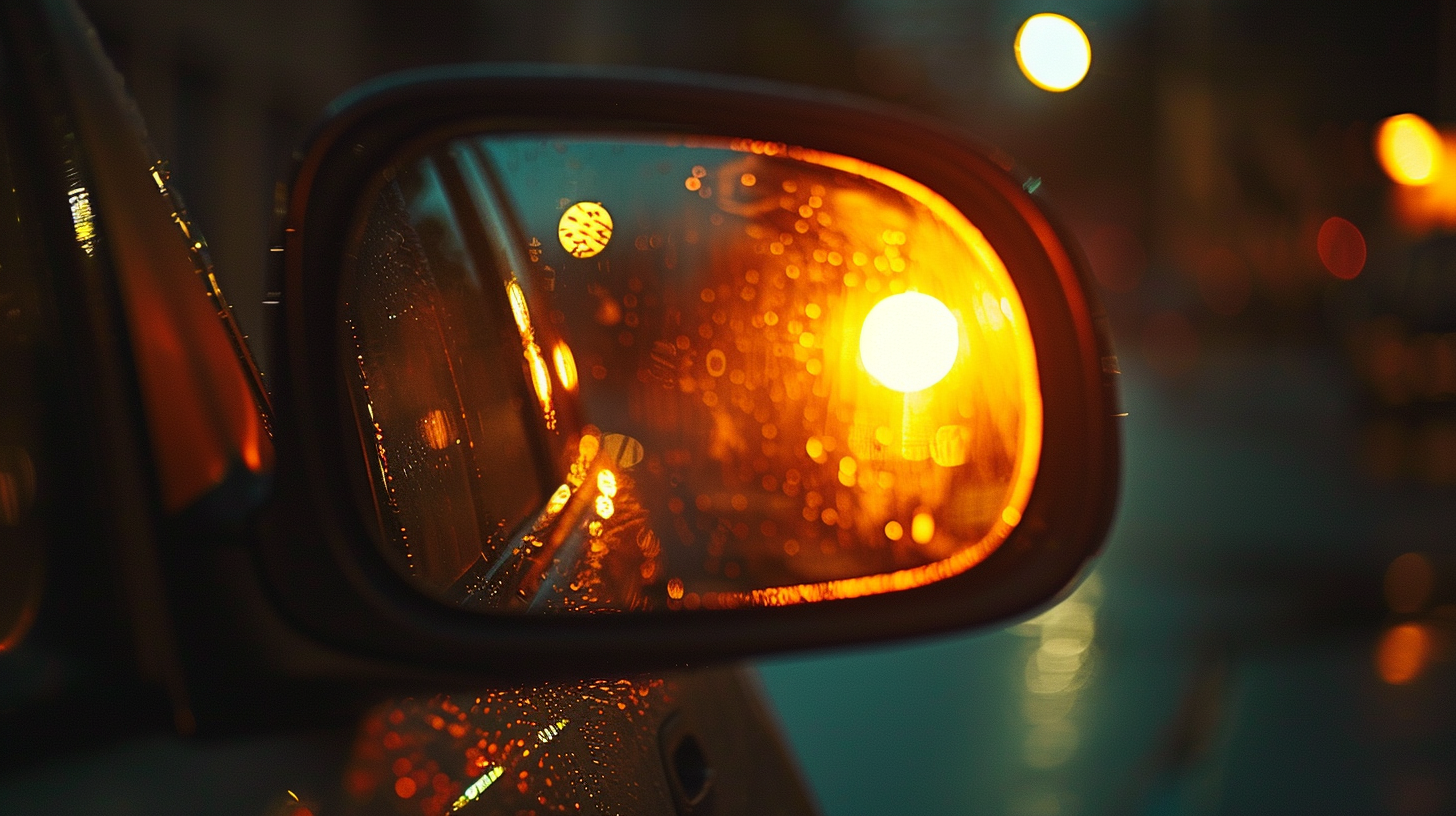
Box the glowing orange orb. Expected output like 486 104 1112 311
1375 113 1442 186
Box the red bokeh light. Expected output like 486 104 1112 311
1316 216 1366 279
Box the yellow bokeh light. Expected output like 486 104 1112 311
1376 113 1443 186
805 437 824 459
596 469 618 499
552 340 578 392
506 280 531 337
578 434 599 463
557 201 613 258
545 484 571 515
503 278 556 429
1015 13 1091 92
911 511 936 544
858 292 960 393
524 342 554 424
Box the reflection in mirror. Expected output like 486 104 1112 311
341 133 1041 614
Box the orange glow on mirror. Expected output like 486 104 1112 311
710 141 1042 607
348 135 1043 613
1376 114 1443 186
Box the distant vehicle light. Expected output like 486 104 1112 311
1375 113 1443 186
1015 13 1092 93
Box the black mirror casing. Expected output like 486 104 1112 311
263 66 1121 675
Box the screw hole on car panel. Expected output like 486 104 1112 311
673 732 712 804
660 713 714 813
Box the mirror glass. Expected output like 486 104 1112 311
340 133 1041 614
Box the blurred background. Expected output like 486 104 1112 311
71 0 1456 813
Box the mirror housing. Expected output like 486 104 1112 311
263 66 1120 674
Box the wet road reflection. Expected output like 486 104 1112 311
759 359 1456 816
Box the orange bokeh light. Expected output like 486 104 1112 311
394 776 417 798
1376 114 1443 186
1376 623 1432 685
1390 132 1456 233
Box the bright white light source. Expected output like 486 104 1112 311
859 292 960 393
1015 13 1091 92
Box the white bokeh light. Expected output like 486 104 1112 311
858 292 960 393
1015 13 1092 92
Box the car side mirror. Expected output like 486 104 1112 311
262 67 1120 673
